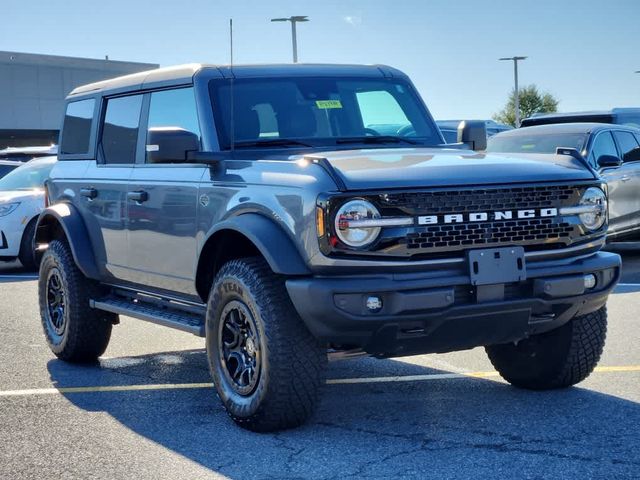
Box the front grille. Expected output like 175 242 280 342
371 184 589 257
378 185 579 214
406 218 574 250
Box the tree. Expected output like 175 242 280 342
493 85 559 127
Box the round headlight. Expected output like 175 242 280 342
334 199 381 248
579 187 607 231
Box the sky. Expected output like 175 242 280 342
3 0 639 120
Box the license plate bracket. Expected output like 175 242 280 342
468 247 526 286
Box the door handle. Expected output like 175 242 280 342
621 175 631 182
127 190 149 203
80 187 97 199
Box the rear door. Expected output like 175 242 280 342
612 130 640 234
81 94 143 280
126 87 206 296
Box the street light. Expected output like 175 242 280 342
271 16 309 63
499 56 527 127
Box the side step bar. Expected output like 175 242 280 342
91 297 206 337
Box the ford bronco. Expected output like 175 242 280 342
36 64 621 431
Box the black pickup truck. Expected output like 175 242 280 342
35 63 620 431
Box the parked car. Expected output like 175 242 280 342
0 145 58 162
437 120 512 143
521 108 640 129
36 64 619 432
0 156 56 268
487 123 640 240
0 160 22 179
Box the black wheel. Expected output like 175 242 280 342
206 257 327 432
39 239 115 362
485 307 608 390
18 217 38 270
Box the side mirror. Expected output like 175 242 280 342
457 120 487 151
623 146 640 163
146 127 199 164
597 154 623 168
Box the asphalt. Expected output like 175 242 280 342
0 253 639 479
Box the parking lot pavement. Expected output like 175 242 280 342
0 258 639 479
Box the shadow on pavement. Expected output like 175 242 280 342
47 349 640 478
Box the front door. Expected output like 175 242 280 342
126 87 206 296
592 130 632 235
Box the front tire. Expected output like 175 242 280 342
206 257 327 432
39 239 115 362
485 307 607 390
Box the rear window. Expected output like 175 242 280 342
60 99 95 155
487 132 587 154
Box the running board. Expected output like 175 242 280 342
90 297 206 337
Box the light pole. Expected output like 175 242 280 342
499 56 527 127
271 16 309 63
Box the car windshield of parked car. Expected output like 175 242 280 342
0 159 55 191
209 77 442 149
487 132 587 154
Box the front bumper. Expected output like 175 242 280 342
286 251 621 357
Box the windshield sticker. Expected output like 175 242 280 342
315 100 343 109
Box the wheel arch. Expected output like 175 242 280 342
195 213 310 301
35 203 100 280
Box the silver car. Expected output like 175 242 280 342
488 122 640 240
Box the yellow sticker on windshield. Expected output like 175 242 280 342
315 100 343 109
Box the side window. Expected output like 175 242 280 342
613 131 640 161
101 95 143 164
590 131 618 164
146 88 201 162
60 99 95 155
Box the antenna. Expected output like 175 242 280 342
229 18 235 153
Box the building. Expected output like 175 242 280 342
0 51 158 148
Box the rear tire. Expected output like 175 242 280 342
485 306 607 390
38 239 115 362
206 257 327 432
18 218 38 270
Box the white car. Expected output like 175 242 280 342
0 157 56 269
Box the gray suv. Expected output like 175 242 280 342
36 64 621 432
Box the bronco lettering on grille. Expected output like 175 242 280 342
417 208 558 225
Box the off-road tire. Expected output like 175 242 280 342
39 239 115 362
18 217 38 270
206 257 327 432
485 306 607 390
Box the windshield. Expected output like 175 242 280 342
209 77 442 149
487 132 587 154
0 159 55 191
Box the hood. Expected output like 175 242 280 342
0 189 43 203
310 148 596 190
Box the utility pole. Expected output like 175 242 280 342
270 16 309 63
499 56 527 127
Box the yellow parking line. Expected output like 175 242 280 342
0 365 638 398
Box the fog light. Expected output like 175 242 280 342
584 274 597 290
365 295 383 313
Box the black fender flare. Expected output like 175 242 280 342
204 213 311 276
35 203 100 280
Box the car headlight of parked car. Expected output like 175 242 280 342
0 202 20 217
334 199 382 248
578 187 607 231
560 187 607 232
